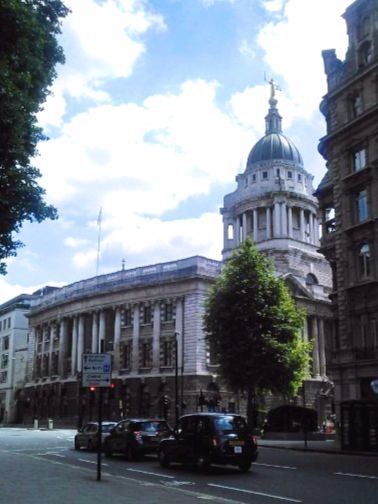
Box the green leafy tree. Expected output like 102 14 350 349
203 238 310 427
0 0 69 273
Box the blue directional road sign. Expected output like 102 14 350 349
82 353 112 387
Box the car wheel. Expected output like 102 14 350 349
74 438 81 450
239 459 252 473
196 454 210 471
104 442 112 458
158 448 170 468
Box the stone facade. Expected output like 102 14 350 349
316 0 378 418
19 257 228 426
221 87 334 418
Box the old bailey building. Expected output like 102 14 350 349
0 80 336 431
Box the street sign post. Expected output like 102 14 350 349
81 353 112 481
82 353 112 387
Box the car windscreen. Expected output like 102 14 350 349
213 416 248 434
101 424 116 432
139 421 169 432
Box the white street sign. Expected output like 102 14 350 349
82 353 112 387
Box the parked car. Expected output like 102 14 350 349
74 421 118 451
103 418 172 460
158 412 258 472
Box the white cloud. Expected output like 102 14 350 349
262 0 286 13
257 0 350 116
38 0 166 129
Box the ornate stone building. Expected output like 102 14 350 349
4 89 336 428
21 257 225 425
221 85 333 416
315 0 378 448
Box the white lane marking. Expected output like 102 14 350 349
78 458 109 467
208 483 302 503
127 468 174 479
334 472 378 480
255 462 296 470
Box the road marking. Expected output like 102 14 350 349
78 458 109 466
127 468 175 479
255 462 296 470
208 483 302 502
164 480 195 487
334 472 378 480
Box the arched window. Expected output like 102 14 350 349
305 273 318 285
358 243 371 278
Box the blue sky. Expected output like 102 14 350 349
0 0 351 303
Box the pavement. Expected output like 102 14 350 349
257 436 378 457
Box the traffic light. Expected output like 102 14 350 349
89 386 96 405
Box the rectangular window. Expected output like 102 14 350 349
141 341 152 368
122 343 131 369
122 308 132 327
163 303 173 322
0 371 7 383
162 340 173 367
358 243 371 278
3 336 9 351
143 305 151 324
287 171 293 179
262 171 268 180
1 353 9 369
353 148 366 171
356 189 368 222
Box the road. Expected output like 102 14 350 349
0 427 377 504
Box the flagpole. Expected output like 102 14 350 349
96 207 102 276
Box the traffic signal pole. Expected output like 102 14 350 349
97 387 103 481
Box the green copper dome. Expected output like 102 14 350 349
246 89 303 169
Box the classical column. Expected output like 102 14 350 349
266 207 271 239
152 302 160 372
300 208 305 241
48 324 54 376
253 209 258 242
273 202 280 236
242 212 247 242
288 206 293 238
318 318 326 377
91 312 98 353
131 304 140 371
314 215 320 243
309 212 314 244
311 317 320 378
71 317 78 376
113 307 121 372
99 310 106 353
281 202 287 237
175 298 184 369
235 217 240 246
58 318 67 377
77 314 85 372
